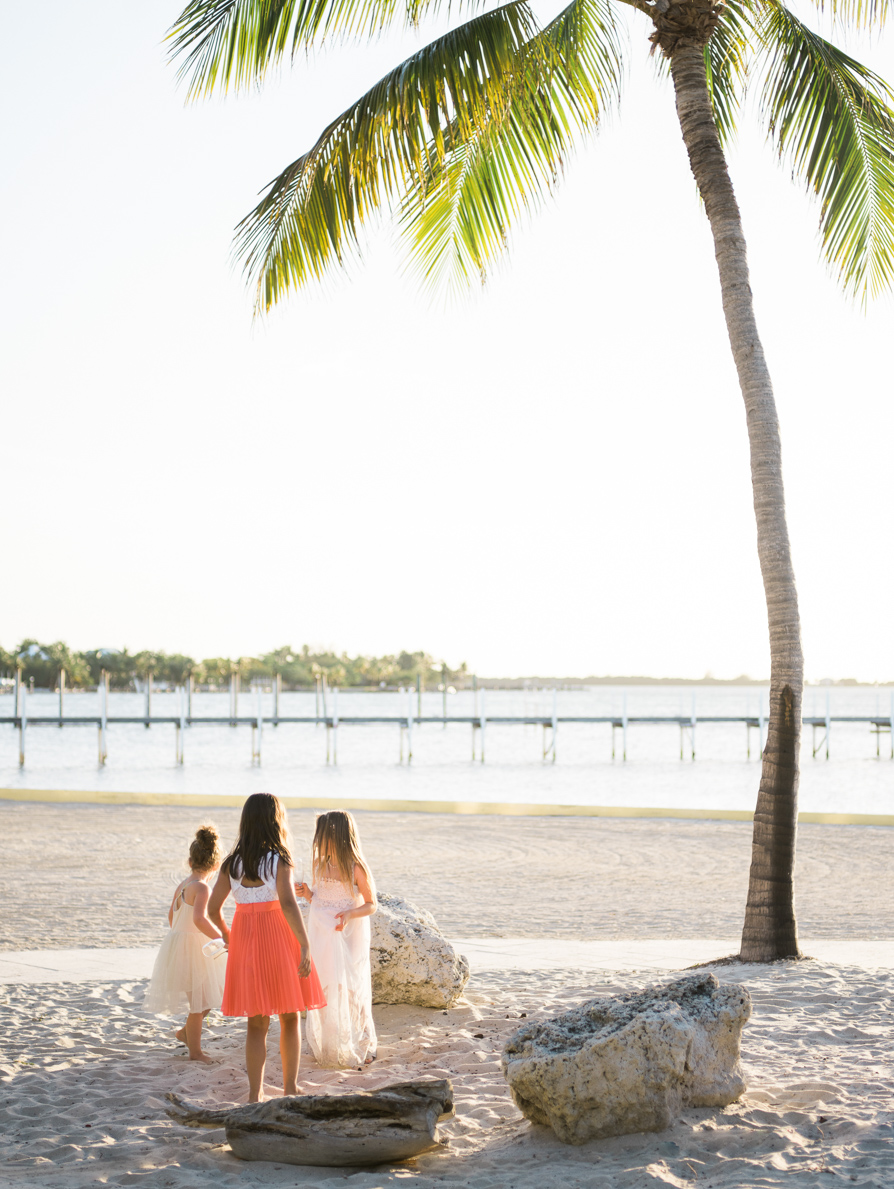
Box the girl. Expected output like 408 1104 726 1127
207 793 325 1102
295 810 377 1068
145 824 227 1064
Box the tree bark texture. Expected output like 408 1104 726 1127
661 18 804 962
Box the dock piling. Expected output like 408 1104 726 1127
251 686 263 765
98 674 108 765
228 672 238 726
758 693 765 757
18 684 26 766
58 669 65 725
176 684 186 764
691 695 696 762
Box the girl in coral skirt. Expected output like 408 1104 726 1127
207 793 325 1101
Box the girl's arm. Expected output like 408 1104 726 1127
207 865 232 945
277 860 312 978
168 879 185 928
191 881 224 942
334 865 377 931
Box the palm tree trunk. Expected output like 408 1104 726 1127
662 32 804 961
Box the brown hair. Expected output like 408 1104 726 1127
224 792 293 882
189 824 222 872
312 810 373 892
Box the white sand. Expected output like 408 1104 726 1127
1 801 891 1186
1 802 891 947
1 959 892 1187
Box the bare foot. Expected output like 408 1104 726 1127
188 1052 216 1064
174 1026 187 1044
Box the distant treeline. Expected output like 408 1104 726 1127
0 641 467 691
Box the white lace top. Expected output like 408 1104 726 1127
312 875 361 913
229 853 280 904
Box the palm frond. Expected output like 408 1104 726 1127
758 1 894 300
703 0 752 148
799 0 893 32
233 2 550 308
167 0 400 98
399 0 624 292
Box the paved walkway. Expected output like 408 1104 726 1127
0 938 890 984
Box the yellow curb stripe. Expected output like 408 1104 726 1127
0 787 890 825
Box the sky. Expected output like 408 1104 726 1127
1 1 892 682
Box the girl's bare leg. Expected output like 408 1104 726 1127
246 1014 270 1102
184 1010 213 1063
279 1012 300 1095
175 1009 212 1060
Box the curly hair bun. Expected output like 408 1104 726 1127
189 824 223 871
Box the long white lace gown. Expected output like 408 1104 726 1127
305 877 377 1068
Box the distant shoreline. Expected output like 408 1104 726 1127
2 675 892 692
462 675 894 689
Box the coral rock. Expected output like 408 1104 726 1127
501 973 751 1144
370 893 469 1008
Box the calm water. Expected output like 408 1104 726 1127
1 685 892 814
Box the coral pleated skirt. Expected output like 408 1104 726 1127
221 900 326 1018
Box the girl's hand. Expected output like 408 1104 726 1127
298 949 311 978
294 881 311 900
334 911 351 932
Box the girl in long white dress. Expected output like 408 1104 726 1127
295 810 377 1068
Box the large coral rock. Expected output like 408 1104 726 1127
501 973 751 1144
370 893 469 1008
166 1080 454 1167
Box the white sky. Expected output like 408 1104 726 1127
1 1 892 682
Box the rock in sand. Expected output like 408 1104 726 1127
501 972 751 1144
371 893 470 1008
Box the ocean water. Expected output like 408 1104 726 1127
0 685 891 815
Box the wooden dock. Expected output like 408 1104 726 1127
2 682 892 767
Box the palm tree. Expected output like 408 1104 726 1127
168 0 894 961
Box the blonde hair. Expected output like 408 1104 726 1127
312 810 373 892
189 824 222 872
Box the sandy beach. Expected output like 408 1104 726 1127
1 802 891 948
0 801 891 1187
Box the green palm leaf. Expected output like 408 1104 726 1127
703 0 752 148
167 0 502 98
168 0 400 98
758 1 894 299
799 0 892 32
399 0 623 291
234 2 551 308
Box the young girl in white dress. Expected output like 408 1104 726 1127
144 825 228 1063
295 810 377 1069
